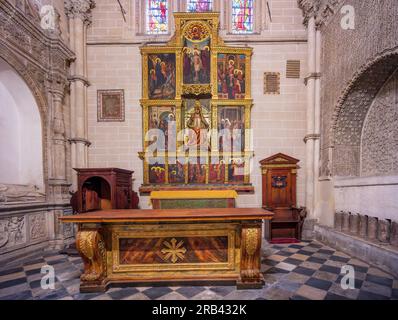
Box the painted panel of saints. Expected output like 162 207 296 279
148 54 176 99
228 158 245 184
209 158 226 184
183 23 211 84
188 157 207 184
184 99 211 148
218 106 245 152
149 163 166 184
168 159 185 184
217 54 246 99
148 106 176 150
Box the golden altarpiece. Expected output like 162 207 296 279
139 12 254 194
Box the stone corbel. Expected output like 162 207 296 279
304 72 322 85
68 137 92 147
67 75 91 87
303 133 321 144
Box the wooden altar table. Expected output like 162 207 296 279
61 208 274 292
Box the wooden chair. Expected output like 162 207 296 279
260 153 306 243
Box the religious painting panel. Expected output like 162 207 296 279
148 105 176 151
217 54 246 99
149 162 166 184
148 53 176 99
97 90 125 122
228 158 245 184
217 106 245 152
168 157 186 184
188 157 207 184
183 22 211 84
184 99 211 148
209 157 226 184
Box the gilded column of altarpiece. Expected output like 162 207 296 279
139 13 254 193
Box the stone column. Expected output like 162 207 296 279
304 16 316 219
65 0 95 189
47 76 70 204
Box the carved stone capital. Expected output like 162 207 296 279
297 0 343 28
64 0 96 24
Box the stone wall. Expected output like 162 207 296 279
86 0 308 208
311 0 398 227
319 0 398 177
0 0 74 263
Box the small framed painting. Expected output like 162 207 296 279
97 89 125 122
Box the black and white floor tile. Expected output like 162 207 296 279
0 240 397 300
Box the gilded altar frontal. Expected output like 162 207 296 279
1 0 398 305
140 13 253 193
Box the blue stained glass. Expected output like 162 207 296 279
147 0 168 34
232 0 254 34
187 0 213 12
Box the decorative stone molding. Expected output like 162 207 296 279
330 49 398 176
333 211 398 247
64 0 95 24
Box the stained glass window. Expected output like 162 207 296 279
232 0 254 34
147 0 168 34
187 0 213 12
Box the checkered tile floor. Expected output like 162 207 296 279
1 240 397 300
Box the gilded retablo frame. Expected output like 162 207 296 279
139 13 254 193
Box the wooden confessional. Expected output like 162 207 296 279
260 154 306 243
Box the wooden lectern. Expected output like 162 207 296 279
74 168 139 213
260 154 306 243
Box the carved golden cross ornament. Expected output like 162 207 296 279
161 238 187 263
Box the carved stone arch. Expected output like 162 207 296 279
330 47 398 177
0 44 50 188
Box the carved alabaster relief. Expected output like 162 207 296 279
29 213 47 240
0 216 26 249
0 184 46 204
